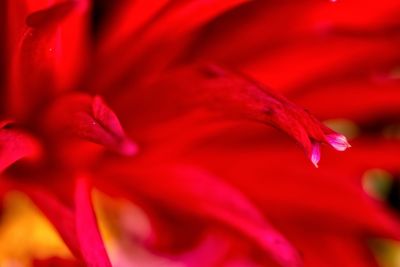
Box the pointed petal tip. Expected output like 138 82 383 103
118 139 139 156
326 134 351 151
93 95 104 108
310 143 320 168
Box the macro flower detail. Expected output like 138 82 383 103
0 120 40 172
325 133 351 151
24 177 112 267
1 1 400 267
42 93 138 156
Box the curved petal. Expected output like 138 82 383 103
293 78 400 124
7 0 90 120
116 64 347 165
170 128 400 239
24 186 81 258
190 1 400 88
0 121 41 172
21 178 112 267
75 177 112 267
97 163 302 267
92 0 249 94
42 93 138 156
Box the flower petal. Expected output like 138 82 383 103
116 64 343 165
310 143 321 168
0 1 6 110
190 1 400 93
25 1 76 28
98 164 302 267
8 0 90 120
75 177 112 267
325 133 351 151
22 179 112 267
24 186 81 258
92 0 249 94
293 78 400 124
0 121 40 172
173 132 400 239
43 93 138 156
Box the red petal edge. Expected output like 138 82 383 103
43 93 138 156
0 121 40 172
75 177 112 267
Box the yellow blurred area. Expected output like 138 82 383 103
5 189 399 267
93 191 183 267
363 169 393 201
0 188 164 267
371 240 400 267
0 191 73 267
92 190 153 245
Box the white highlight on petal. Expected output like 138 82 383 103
310 143 321 168
326 134 351 151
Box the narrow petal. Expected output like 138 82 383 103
190 1 400 94
93 0 249 94
43 93 138 155
116 64 342 165
8 0 90 120
91 96 138 155
22 179 112 267
98 164 302 267
295 78 400 123
0 121 40 172
24 187 81 258
75 177 112 267
310 143 321 168
325 133 351 151
0 0 6 112
173 135 400 239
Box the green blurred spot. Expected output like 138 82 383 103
362 169 393 200
324 119 359 139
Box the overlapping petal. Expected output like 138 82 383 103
91 0 249 94
0 120 40 172
22 178 111 267
96 162 302 267
42 93 138 156
1 0 399 266
7 0 90 120
115 64 348 166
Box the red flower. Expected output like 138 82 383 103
1 1 399 267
